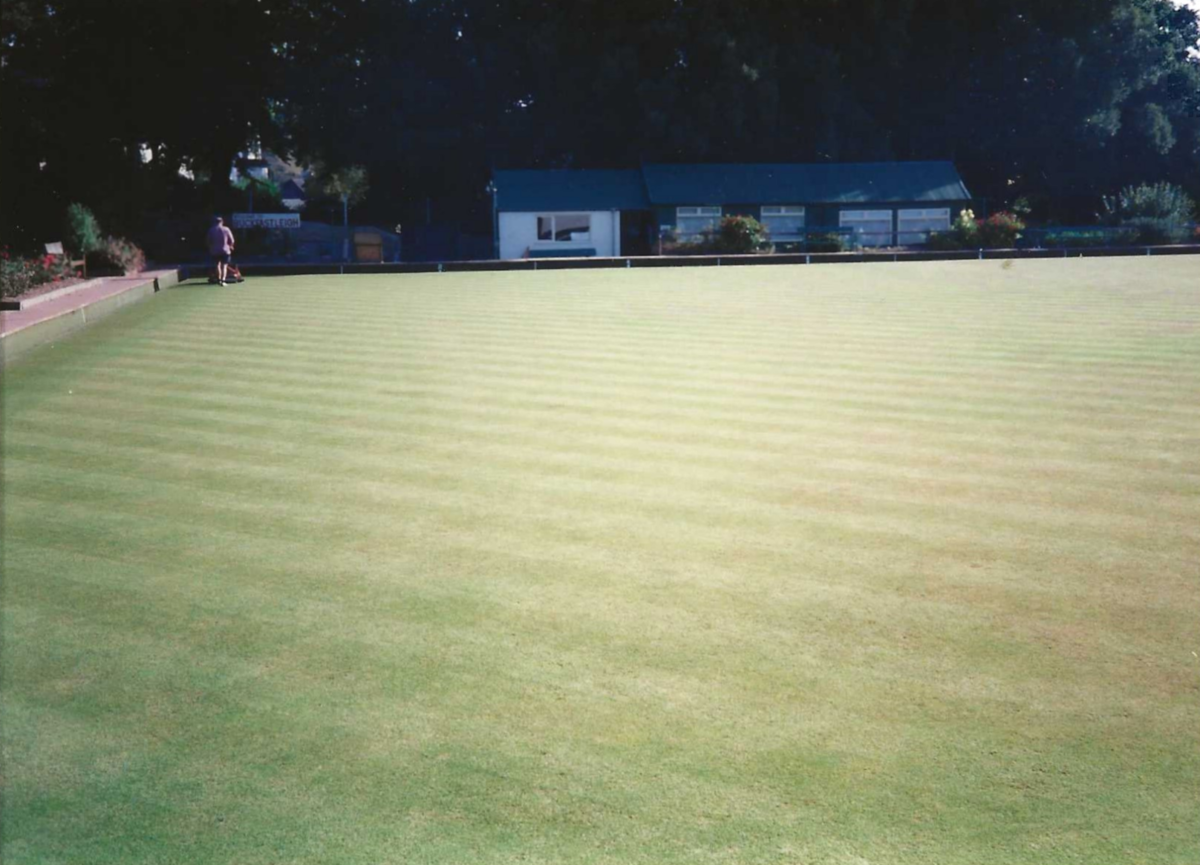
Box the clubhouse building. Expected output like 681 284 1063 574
490 161 973 259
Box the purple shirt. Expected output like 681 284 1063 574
207 224 234 255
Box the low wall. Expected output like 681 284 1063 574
0 270 179 368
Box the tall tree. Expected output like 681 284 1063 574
1 0 291 244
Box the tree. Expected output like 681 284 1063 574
0 0 293 247
3 0 1198 254
312 164 370 260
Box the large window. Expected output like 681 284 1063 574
897 208 951 245
676 206 721 239
760 205 806 241
537 213 591 242
840 209 893 247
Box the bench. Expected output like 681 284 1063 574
528 247 597 258
44 242 87 279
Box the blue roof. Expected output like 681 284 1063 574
492 169 650 211
642 162 971 205
280 179 306 200
493 162 971 211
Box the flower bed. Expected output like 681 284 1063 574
1 249 83 299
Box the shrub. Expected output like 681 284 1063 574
977 211 1025 248
1124 218 1188 245
660 217 770 255
926 209 976 249
805 232 850 253
0 249 78 298
1 253 39 298
928 209 1023 249
1101 182 1196 243
87 236 145 275
951 208 980 246
64 203 104 257
659 227 705 256
1102 181 1195 224
1040 229 1112 249
926 231 964 250
711 215 770 254
36 252 78 282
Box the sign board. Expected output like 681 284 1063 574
231 212 301 229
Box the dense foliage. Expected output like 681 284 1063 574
2 0 1198 254
86 236 147 276
64 203 103 257
1101 181 1198 242
929 209 1027 249
713 215 771 253
660 214 770 254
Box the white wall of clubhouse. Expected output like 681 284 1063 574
499 211 620 259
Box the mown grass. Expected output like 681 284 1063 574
2 258 1198 864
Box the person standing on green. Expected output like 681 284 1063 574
206 216 236 285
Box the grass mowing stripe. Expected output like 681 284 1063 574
8 423 1198 526
13 405 1198 509
91 302 1200 372
59 354 1200 434
85 340 1198 423
105 314 1200 374
8 447 1196 569
46 377 1200 459
11 394 1199 499
155 306 1197 350
22 376 1200 479
66 370 1200 438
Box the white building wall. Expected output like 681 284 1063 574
498 210 620 259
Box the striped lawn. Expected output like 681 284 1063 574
2 258 1198 865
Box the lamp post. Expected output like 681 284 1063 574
486 180 499 259
342 192 350 262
